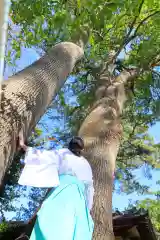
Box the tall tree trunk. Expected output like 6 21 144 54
78 69 138 240
0 42 83 185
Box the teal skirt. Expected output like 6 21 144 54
29 175 94 240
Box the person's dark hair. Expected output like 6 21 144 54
68 137 84 156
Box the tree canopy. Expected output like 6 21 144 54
10 0 160 183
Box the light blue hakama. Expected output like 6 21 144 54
29 175 94 240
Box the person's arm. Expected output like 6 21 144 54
18 130 28 152
17 129 28 156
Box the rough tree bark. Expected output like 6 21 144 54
78 68 138 240
0 42 83 185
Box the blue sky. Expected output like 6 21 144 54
4 46 160 218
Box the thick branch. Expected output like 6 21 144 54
79 69 139 144
71 27 90 49
78 68 139 239
0 42 84 185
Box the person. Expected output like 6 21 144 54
17 133 94 240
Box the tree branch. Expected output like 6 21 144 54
111 9 160 64
124 0 145 44
135 11 159 35
150 53 160 68
111 0 145 61
128 11 160 42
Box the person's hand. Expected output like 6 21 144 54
19 129 28 152
19 129 24 147
15 233 29 240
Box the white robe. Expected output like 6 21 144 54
18 147 94 210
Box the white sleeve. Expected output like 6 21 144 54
85 183 94 211
24 147 59 165
18 147 60 188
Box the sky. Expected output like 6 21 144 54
4 46 160 218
